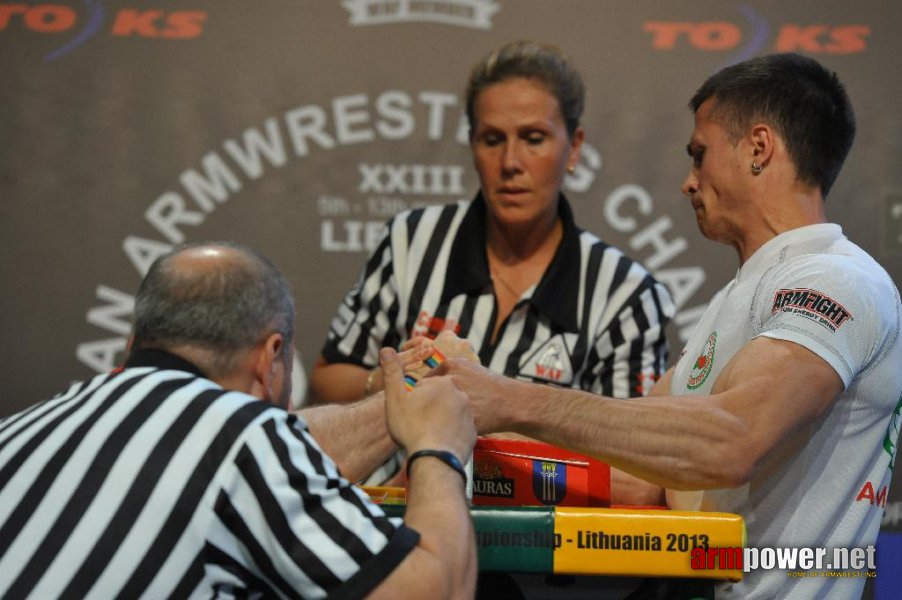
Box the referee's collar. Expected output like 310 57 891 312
124 347 208 379
443 192 582 333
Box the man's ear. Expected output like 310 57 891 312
749 123 775 167
253 332 284 402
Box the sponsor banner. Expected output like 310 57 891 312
343 0 500 29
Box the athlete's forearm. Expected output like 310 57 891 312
300 394 397 483
493 377 750 489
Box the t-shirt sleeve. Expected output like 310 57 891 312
320 217 400 370
754 254 895 388
216 413 418 599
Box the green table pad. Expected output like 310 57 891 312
383 505 558 573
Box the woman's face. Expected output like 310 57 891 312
471 77 583 229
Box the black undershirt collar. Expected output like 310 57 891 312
123 347 208 379
442 192 583 333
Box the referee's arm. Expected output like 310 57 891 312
309 355 371 405
368 347 477 599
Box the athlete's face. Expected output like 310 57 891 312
681 99 750 246
471 78 583 229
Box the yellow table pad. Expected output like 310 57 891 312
553 507 745 580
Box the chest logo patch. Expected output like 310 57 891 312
687 332 717 390
520 335 574 385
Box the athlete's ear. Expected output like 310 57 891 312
748 123 775 169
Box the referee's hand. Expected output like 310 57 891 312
380 347 476 464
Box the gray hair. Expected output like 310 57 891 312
131 241 295 377
466 40 585 138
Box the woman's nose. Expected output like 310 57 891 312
501 141 522 174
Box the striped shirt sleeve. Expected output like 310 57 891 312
586 268 674 399
322 216 403 370
207 412 418 599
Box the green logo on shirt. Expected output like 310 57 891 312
687 332 717 390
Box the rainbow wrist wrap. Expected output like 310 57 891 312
404 349 446 390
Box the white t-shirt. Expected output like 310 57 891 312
669 224 902 599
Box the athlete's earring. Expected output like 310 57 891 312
751 161 763 174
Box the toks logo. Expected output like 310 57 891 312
644 6 869 56
0 3 207 61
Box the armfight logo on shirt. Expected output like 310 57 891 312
771 288 853 332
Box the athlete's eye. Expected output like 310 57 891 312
690 149 705 168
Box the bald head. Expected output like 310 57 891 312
131 242 295 378
169 244 256 276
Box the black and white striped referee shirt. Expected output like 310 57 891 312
0 349 417 599
323 194 674 485
324 193 674 397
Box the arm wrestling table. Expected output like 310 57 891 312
364 439 745 598
373 499 745 580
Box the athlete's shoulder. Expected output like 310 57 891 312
775 244 898 299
